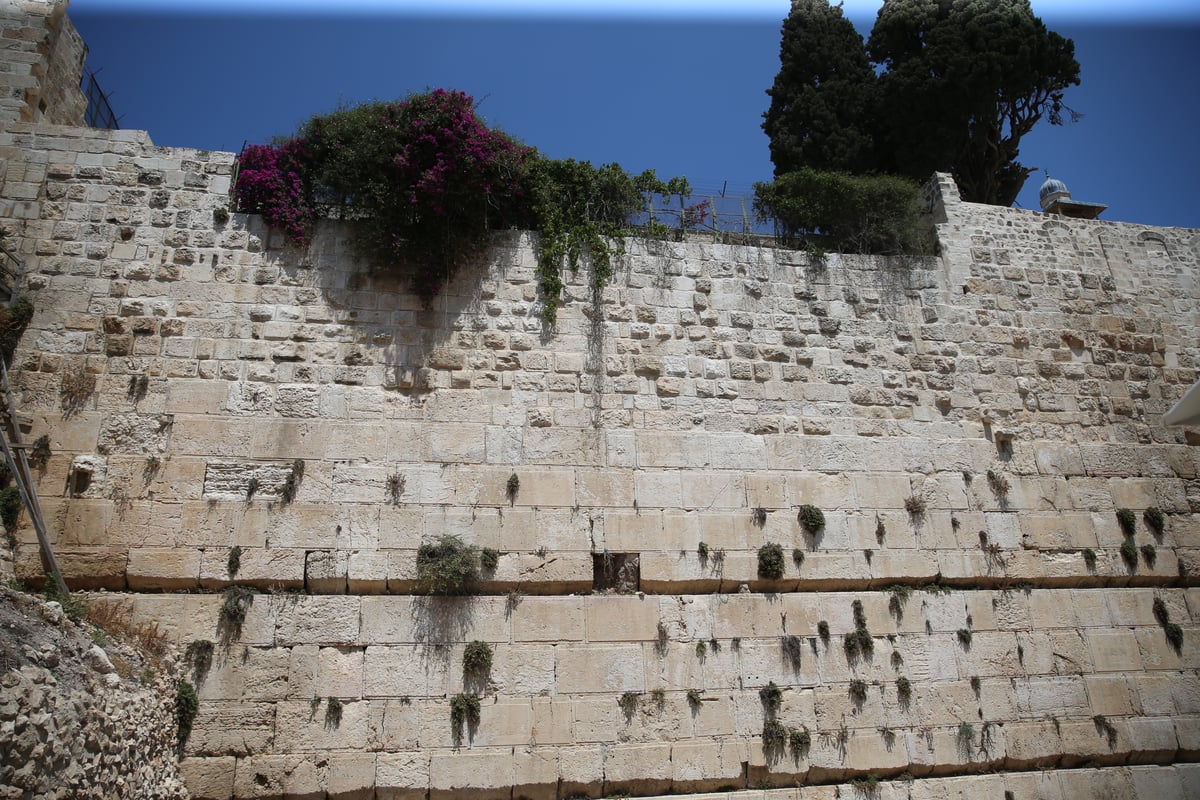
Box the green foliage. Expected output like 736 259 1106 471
788 725 811 759
0 485 22 532
956 628 973 648
986 469 1010 498
792 548 805 568
796 503 825 534
759 681 783 712
276 459 306 505
817 620 830 642
218 586 255 642
1116 507 1137 537
618 691 641 717
480 547 499 574
1144 506 1165 537
757 542 785 580
185 640 214 683
417 535 480 595
450 693 481 741
867 0 1081 206
848 678 868 704
1165 623 1184 654
0 297 34 363
697 541 709 561
763 0 879 176
1119 537 1138 570
506 472 520 503
754 169 931 255
176 682 199 745
1153 597 1170 626
695 640 707 659
1141 543 1157 567
762 719 788 752
227 545 242 578
325 696 344 728
782 634 803 670
752 506 768 527
1082 548 1096 569
463 640 493 677
956 722 975 759
896 676 912 703
43 572 85 621
686 688 703 709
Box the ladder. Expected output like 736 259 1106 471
0 358 66 597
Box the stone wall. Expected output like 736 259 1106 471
0 1 87 128
0 116 1196 799
1 4 1199 797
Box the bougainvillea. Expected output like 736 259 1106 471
232 140 315 246
233 88 693 314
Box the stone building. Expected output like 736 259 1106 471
1 2 1198 798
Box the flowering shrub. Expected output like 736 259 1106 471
233 88 693 315
232 141 314 245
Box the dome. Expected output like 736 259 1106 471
1038 175 1071 211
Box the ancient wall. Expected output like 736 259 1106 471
1 3 1200 799
0 117 1197 800
0 1 87 128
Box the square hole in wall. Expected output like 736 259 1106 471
593 552 639 593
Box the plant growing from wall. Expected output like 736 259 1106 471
757 542 785 580
450 692 480 743
759 681 783 712
480 547 499 575
0 296 34 363
782 635 803 671
896 676 912 705
697 541 709 561
789 725 811 760
817 620 830 643
463 640 493 679
175 681 198 747
1116 507 1137 537
1082 548 1096 570
1093 714 1118 748
245 477 259 500
797 504 825 534
325 696 344 729
1141 543 1157 567
618 691 641 718
986 469 1010 498
687 688 703 709
956 628 973 649
506 473 520 505
185 639 214 684
904 494 927 516
762 719 788 753
280 459 304 505
848 679 868 704
0 485 21 535
227 545 242 578
843 599 874 661
695 640 707 659
1143 506 1165 537
792 548 805 568
218 586 255 643
416 535 480 595
1119 537 1138 570
956 722 975 760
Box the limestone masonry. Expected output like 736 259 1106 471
1 2 1199 799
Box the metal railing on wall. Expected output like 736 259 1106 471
82 70 119 130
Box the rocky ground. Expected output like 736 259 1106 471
0 585 190 799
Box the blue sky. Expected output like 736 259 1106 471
68 1 1200 229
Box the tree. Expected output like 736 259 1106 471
867 0 1080 206
763 0 1080 207
762 0 879 176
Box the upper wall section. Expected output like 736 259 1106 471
0 1 87 128
0 120 1198 593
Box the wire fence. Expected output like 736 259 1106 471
82 70 119 130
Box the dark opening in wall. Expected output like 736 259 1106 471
69 465 91 496
593 552 639 593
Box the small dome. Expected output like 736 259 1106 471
1039 176 1069 200
1039 175 1070 210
